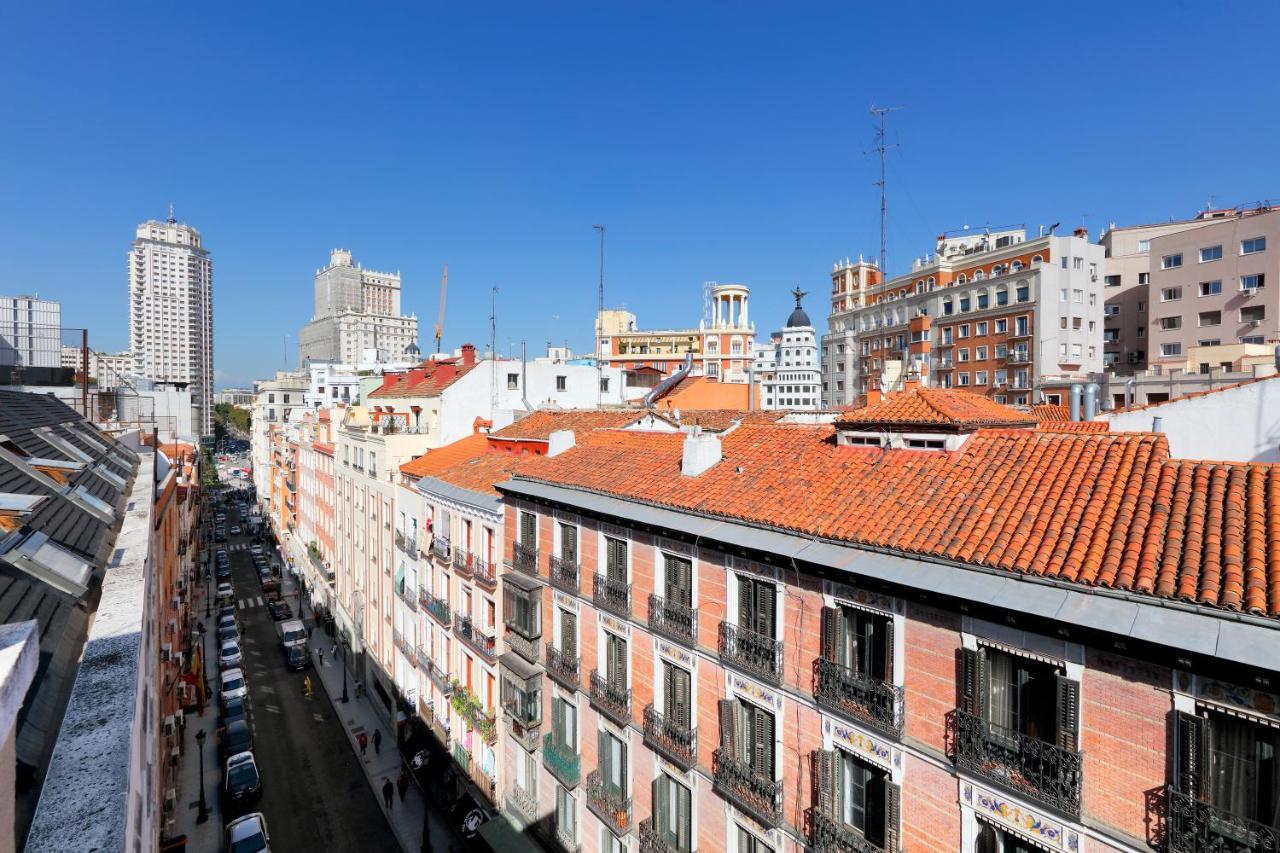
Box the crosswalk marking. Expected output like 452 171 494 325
236 595 265 609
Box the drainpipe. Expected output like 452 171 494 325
1125 377 1137 408
1069 383 1083 422
747 364 755 411
520 340 531 411
1083 382 1100 421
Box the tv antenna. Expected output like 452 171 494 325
867 105 903 275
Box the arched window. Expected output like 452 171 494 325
927 276 936 291
956 274 967 285
1011 260 1024 272
1032 255 1043 265
972 269 985 281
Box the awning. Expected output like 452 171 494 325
499 651 543 681
477 812 530 851
502 571 544 592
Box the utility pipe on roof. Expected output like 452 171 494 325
1083 382 1100 421
521 340 531 411
1125 377 1136 408
1069 383 1083 422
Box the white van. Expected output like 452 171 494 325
277 619 307 649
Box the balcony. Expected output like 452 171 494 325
718 622 784 686
452 548 473 578
648 595 698 647
452 742 497 804
418 647 452 695
936 359 954 370
542 732 580 788
639 818 695 853
550 555 579 595
392 628 414 659
471 557 497 590
450 681 497 744
396 581 418 612
589 670 632 726
642 704 697 771
813 658 904 738
1008 328 1032 340
585 770 632 837
1007 351 1031 364
430 536 451 563
1166 785 1278 853
507 782 538 823
592 572 632 617
808 809 888 853
712 748 783 828
454 614 497 662
505 626 540 665
510 541 540 577
950 709 1082 816
546 645 580 690
423 591 452 626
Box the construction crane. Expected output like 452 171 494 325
434 264 448 354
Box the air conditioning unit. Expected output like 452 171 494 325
168 619 177 635
163 715 175 736
163 788 176 812
160 643 171 662
1250 319 1262 328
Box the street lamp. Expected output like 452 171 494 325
197 624 207 715
341 635 349 703
195 728 209 824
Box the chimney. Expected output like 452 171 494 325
866 387 883 406
461 343 476 366
380 372 400 391
547 429 576 458
681 426 722 477
903 378 920 392
435 363 456 385
1073 226 1088 239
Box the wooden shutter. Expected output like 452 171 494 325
552 696 564 744
619 739 628 797
757 583 776 637
675 778 692 851
816 750 837 818
752 706 775 777
670 666 691 729
598 728 610 786
562 525 577 563
883 780 901 851
821 606 840 662
737 576 753 629
561 610 576 659
521 511 535 545
959 647 985 716
666 556 692 607
718 699 738 757
652 776 666 837
881 615 895 684
1055 674 1080 751
1175 710 1208 798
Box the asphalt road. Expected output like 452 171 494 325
219 501 401 852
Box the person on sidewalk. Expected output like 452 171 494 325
358 732 369 757
397 769 409 802
382 777 394 810
373 729 382 754
317 647 324 667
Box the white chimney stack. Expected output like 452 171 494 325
681 426 722 477
547 429 576 458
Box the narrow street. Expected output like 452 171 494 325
220 503 402 851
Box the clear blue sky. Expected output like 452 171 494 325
2 2 1278 389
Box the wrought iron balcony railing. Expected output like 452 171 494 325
809 808 891 853
643 703 697 770
471 557 497 590
430 536 451 562
1166 785 1278 853
593 572 631 617
813 658 904 738
508 782 538 822
589 669 632 726
712 748 783 828
639 817 696 853
648 594 698 646
454 614 497 661
396 581 418 612
718 622 784 685
585 770 632 837
423 591 452 626
546 645 580 690
452 548 473 577
550 554 579 595
417 648 452 695
950 709 1082 816
543 732 580 788
511 541 540 577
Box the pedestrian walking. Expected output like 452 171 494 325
317 647 324 667
358 732 369 757
373 729 382 754
382 777 394 810
397 769 409 802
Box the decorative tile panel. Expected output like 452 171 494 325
1194 675 1280 723
727 672 783 712
656 640 694 668
962 783 1081 852
600 612 630 637
825 579 900 616
553 590 579 613
822 716 902 773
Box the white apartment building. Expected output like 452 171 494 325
751 288 822 410
128 214 214 434
250 371 309 499
0 295 61 368
60 347 134 389
298 249 420 365
822 227 1106 408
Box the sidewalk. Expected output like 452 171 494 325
170 581 223 850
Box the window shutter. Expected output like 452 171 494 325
552 696 564 742
598 728 610 786
816 750 836 818
1175 710 1208 798
652 776 666 835
562 525 577 563
821 606 840 662
673 667 691 729
562 611 576 659
521 512 534 545
718 699 738 758
1055 674 1080 751
667 556 692 607
675 779 692 851
959 647 984 716
881 616 895 684
883 780 901 851
752 706 775 778
737 576 753 629
757 583 776 638
619 741 628 797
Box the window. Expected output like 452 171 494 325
652 774 693 852
520 511 537 546
605 631 628 690
976 346 988 360
555 785 577 844
1162 253 1183 269
556 375 567 391
1161 287 1183 302
1199 280 1223 296
597 728 628 800
1200 245 1223 262
957 349 969 363
976 823 1043 853
719 697 775 779
663 553 693 610
736 575 777 639
1015 285 1030 303
507 373 519 390
1104 275 1122 287
1161 343 1183 357
994 319 1007 334
502 580 541 638
1242 236 1267 255
1174 709 1279 832
1242 306 1267 323
605 536 628 581
958 324 970 339
975 321 988 336
1242 273 1266 291
600 377 610 393
1199 311 1222 327
977 292 989 310
814 748 899 850
958 373 970 387
551 694 578 752
960 646 1079 749
1160 316 1183 330
976 371 989 384
736 827 775 853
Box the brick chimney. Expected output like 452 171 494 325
461 343 476 366
1073 226 1088 239
866 387 883 406
380 372 400 391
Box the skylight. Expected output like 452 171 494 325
1 530 92 598
71 485 116 523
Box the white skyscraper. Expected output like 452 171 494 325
128 212 214 435
0 295 61 369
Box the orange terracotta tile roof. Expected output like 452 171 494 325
652 376 750 411
424 449 550 497
491 409 642 442
837 388 1039 430
1032 404 1071 422
1110 375 1280 414
367 359 480 398
653 409 789 432
1037 421 1109 433
515 424 1280 618
399 434 490 478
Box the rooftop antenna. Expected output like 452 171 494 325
167 202 176 224
867 105 903 275
593 224 605 406
490 285 499 413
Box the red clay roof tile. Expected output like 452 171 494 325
837 388 1039 430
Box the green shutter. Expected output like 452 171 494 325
562 610 576 659
1055 674 1080 751
666 555 692 606
959 647 984 717
821 606 840 662
673 667 691 729
675 776 692 851
737 576 753 629
598 728 610 787
752 706 774 777
756 583 776 638
652 775 667 840
718 699 737 757
562 524 577 562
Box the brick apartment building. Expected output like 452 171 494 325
822 227 1105 409
487 389 1280 853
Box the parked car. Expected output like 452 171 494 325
217 624 238 645
260 575 280 595
218 605 237 622
267 600 292 621
217 582 234 601
216 564 232 580
219 640 242 670
284 644 310 671
219 718 254 761
217 613 237 633
225 813 270 853
222 751 262 812
249 544 263 556
230 525 242 535
220 668 248 705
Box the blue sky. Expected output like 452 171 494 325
2 2 1278 388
